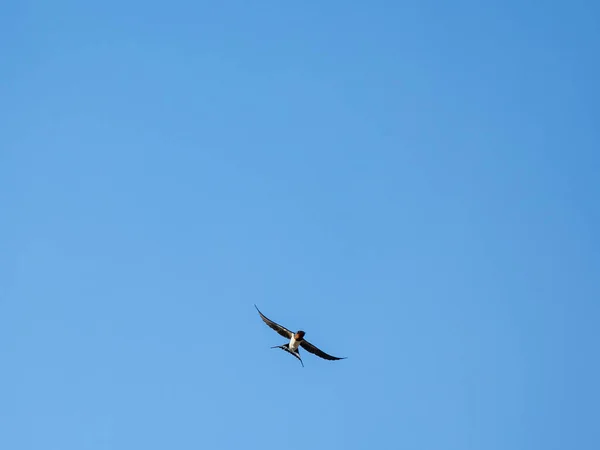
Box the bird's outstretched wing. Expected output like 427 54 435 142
254 305 294 339
300 340 347 361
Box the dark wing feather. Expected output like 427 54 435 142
300 340 347 361
254 305 293 339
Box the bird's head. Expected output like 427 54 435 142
295 330 306 340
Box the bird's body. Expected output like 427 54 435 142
289 332 305 351
254 305 346 367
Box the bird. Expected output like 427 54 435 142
254 304 347 367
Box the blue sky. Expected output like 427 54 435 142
1 1 599 449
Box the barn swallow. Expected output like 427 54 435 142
254 304 347 367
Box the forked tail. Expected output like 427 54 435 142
270 344 304 367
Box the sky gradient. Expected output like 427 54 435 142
1 1 599 449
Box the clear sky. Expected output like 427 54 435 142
1 1 599 449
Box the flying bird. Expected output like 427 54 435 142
254 304 347 367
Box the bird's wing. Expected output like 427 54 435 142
300 340 347 361
254 305 294 339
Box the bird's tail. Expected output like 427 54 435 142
270 344 304 367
